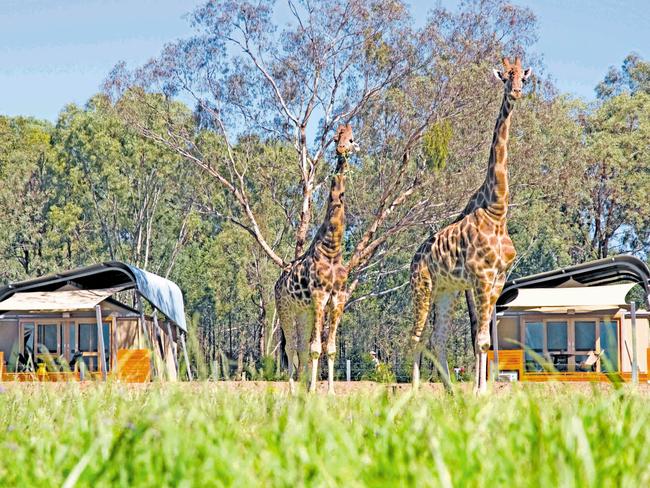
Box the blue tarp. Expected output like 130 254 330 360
125 264 187 331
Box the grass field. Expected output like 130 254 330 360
0 381 649 487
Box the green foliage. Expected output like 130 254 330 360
373 362 397 384
0 385 649 486
422 121 453 170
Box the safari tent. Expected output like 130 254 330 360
0 262 190 382
489 255 650 382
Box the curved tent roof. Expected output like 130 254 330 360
0 261 187 331
497 255 650 311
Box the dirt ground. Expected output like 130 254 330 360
184 379 650 396
4 379 649 396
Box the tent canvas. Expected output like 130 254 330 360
504 283 635 313
0 288 125 312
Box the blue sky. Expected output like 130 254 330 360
0 0 648 121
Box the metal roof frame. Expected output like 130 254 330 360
0 261 187 331
497 255 650 311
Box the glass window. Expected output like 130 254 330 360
102 323 111 372
547 321 568 350
82 356 98 372
38 324 58 354
600 320 619 372
575 321 596 350
79 324 97 352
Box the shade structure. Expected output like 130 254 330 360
498 255 650 311
504 283 636 313
0 262 187 331
0 288 124 312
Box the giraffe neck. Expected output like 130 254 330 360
483 93 514 218
311 154 347 259
458 93 514 221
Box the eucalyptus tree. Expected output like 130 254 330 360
51 95 203 275
581 54 650 259
0 116 55 280
105 0 539 320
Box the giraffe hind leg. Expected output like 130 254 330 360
277 299 298 394
411 265 433 391
295 309 312 387
431 291 459 392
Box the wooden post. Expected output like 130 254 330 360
631 301 638 385
165 320 180 378
491 309 499 381
136 293 158 379
95 305 107 381
346 359 351 382
152 312 168 381
180 332 193 381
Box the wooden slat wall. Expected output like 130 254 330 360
487 349 524 380
117 349 151 383
486 348 650 383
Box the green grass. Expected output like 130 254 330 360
0 383 649 487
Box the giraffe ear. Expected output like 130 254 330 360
493 69 505 82
522 67 532 81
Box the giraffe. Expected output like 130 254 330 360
275 124 358 394
410 57 531 394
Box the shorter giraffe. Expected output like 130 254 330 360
410 57 531 394
275 124 358 394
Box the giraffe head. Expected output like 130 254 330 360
334 124 359 156
493 57 532 100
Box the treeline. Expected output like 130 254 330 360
1 0 649 380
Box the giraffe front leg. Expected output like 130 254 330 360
473 275 505 395
410 265 433 391
309 292 327 394
326 292 347 395
473 284 492 395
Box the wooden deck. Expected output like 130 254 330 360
0 349 151 383
488 349 650 383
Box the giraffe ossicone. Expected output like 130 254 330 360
275 124 358 395
410 56 532 395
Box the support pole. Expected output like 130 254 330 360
491 309 499 381
631 301 638 385
180 332 193 381
346 359 351 382
95 305 107 381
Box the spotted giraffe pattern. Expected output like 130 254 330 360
275 124 357 394
410 57 532 394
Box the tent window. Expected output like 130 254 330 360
23 323 35 357
575 321 596 350
37 323 58 354
547 321 568 350
600 320 619 372
78 324 97 352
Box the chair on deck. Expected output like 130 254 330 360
577 350 604 372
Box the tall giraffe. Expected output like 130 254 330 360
410 57 531 394
275 124 358 394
